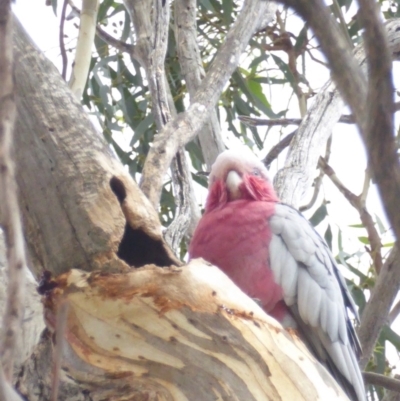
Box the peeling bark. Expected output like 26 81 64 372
17 261 350 401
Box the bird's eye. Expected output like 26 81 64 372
252 168 261 176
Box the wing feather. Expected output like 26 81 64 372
268 203 365 401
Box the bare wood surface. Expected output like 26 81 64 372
17 261 350 401
174 0 225 169
12 17 177 277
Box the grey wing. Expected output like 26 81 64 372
269 203 365 401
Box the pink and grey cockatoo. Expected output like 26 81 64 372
189 149 365 401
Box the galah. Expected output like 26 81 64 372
189 149 365 401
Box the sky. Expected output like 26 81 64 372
13 0 400 372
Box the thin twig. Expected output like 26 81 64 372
363 372 400 393
239 101 400 127
96 26 140 60
0 0 28 380
239 115 355 126
263 130 296 168
318 156 383 273
60 0 69 80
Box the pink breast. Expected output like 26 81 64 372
190 200 286 318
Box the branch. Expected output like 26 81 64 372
60 0 69 80
174 0 225 169
239 115 355 126
356 1 400 248
124 0 199 248
96 26 142 63
382 375 400 401
363 372 400 393
0 3 27 379
275 0 400 254
165 149 199 249
263 130 296 168
318 157 383 273
239 101 400 127
68 0 99 98
140 0 270 208
358 247 400 369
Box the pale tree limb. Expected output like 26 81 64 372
0 1 27 380
140 0 270 208
174 0 225 170
68 0 99 98
123 0 199 250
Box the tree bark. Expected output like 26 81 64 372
17 261 350 401
12 17 178 278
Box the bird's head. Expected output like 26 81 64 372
205 149 279 212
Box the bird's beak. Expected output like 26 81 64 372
226 170 242 200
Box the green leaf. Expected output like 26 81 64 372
97 0 115 22
358 236 370 245
309 204 328 227
382 326 400 350
247 79 271 112
221 0 233 26
130 113 155 146
51 0 58 16
375 214 387 235
294 24 308 53
270 54 297 89
324 225 332 250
